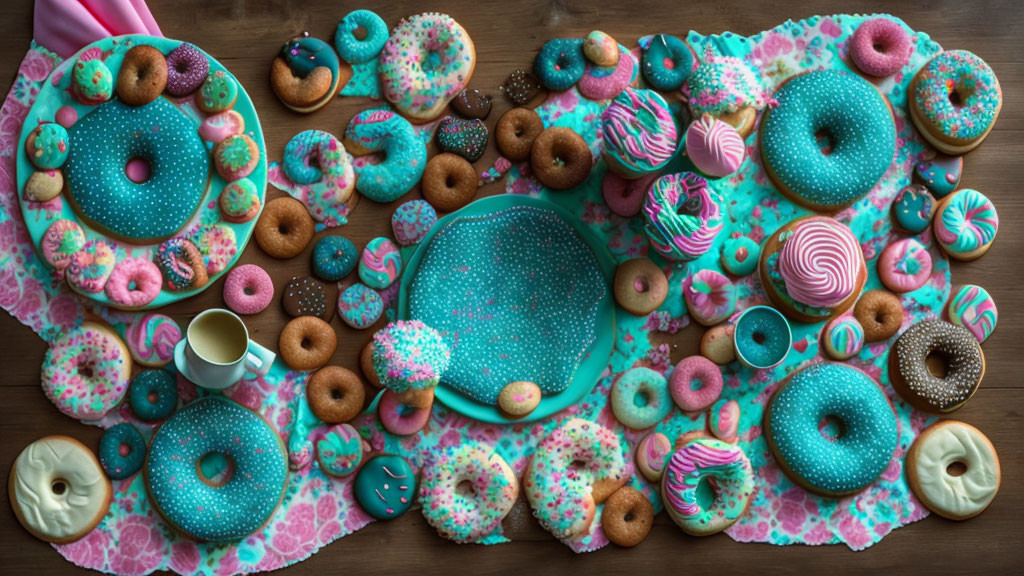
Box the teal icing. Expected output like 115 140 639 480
354 454 416 520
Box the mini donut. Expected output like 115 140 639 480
125 313 181 368
282 275 328 319
190 223 238 275
670 355 723 412
889 320 985 413
145 398 288 541
709 399 741 444
345 108 427 202
613 258 667 316
9 436 112 543
495 107 543 162
436 116 488 162
315 423 365 477
128 369 178 422
419 443 518 543
601 88 677 178
601 486 654 547
524 419 628 540
338 283 383 329
361 342 383 388
197 69 239 113
933 188 999 261
641 34 694 91
371 320 451 393
601 171 654 218
255 197 315 259
914 152 962 198
699 324 735 365
71 56 113 105
306 366 365 423
213 134 259 181
643 172 723 262
451 88 493 120
422 153 478 212
270 35 347 114
497 380 541 419
377 389 431 436
583 30 619 66
165 42 209 96
721 236 760 277
890 184 937 234
199 110 245 143
611 367 672 430
733 305 792 369
379 13 476 121
530 126 593 190
334 9 388 63
116 45 167 106
764 362 898 496
878 238 933 293
662 436 755 535
910 50 1002 155
279 316 337 371
41 322 131 420
578 43 634 101
312 235 359 281
533 38 586 91
104 257 162 308
98 423 146 480
24 169 63 202
223 264 274 315
354 454 417 520
41 219 85 271
683 269 736 326
281 130 356 211
853 289 904 342
391 200 437 246
25 123 69 170
907 420 1000 520
947 284 997 344
821 314 865 361
156 238 207 292
219 178 262 223
686 114 745 179
849 18 912 77
635 431 672 482
500 68 542 105
359 237 403 289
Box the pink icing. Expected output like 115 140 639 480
669 355 723 412
104 258 162 308
682 268 736 325
686 114 745 178
601 88 678 174
778 219 863 308
125 313 182 365
849 18 911 77
198 110 245 143
578 45 634 101
710 400 740 443
878 238 932 293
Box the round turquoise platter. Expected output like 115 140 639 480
397 194 617 424
16 35 267 309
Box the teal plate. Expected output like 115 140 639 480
16 35 267 309
397 194 617 424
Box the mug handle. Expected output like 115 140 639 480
245 340 276 375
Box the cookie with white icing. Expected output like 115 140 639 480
907 420 1000 520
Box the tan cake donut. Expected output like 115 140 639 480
360 341 383 388
613 258 667 316
600 486 654 547
306 366 365 423
279 316 337 371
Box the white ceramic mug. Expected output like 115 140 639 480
174 308 275 390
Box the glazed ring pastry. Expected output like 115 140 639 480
279 316 337 371
853 290 904 342
907 420 1000 520
533 38 586 91
910 50 1002 155
683 269 737 326
530 127 593 190
613 258 667 316
601 486 654 547
495 107 544 162
9 436 112 543
254 197 315 259
422 153 478 212
641 34 693 91
662 436 754 535
611 367 672 430
116 45 167 106
306 366 365 423
889 320 985 413
41 321 131 420
643 172 723 262
334 9 388 64
765 362 898 496
933 188 999 261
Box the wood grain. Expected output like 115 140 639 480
1 0 1023 573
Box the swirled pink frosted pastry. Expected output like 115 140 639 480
642 172 723 261
685 114 745 178
601 87 678 178
778 219 863 308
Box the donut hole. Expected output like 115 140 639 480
77 364 94 379
425 50 443 71
125 157 151 183
197 452 235 487
277 223 291 235
662 56 676 70
814 129 835 156
352 26 368 41
818 415 846 442
174 60 190 73
752 331 767 345
696 477 716 510
243 286 256 296
445 175 456 188
946 460 968 477
330 386 344 401
676 195 702 216
147 391 160 405
948 81 974 108
926 350 949 379
689 378 704 392
632 389 651 408
118 442 133 457
569 459 587 471
51 479 68 496
301 337 313 350
455 479 476 498
633 277 650 294
873 42 886 53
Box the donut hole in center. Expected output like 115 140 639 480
663 56 676 70
118 442 132 457
77 364 94 379
147 391 160 404
51 479 68 496
696 477 716 510
949 82 974 108
352 26 368 41
676 196 702 216
818 415 845 442
278 224 290 235
244 286 256 296
690 378 704 392
569 459 587 471
197 452 235 487
926 350 949 379
873 42 886 53
125 156 151 183
330 386 344 401
455 479 476 498
633 277 650 294
445 175 456 188
301 337 313 350
946 460 968 477
814 129 835 156
632 389 651 408
752 331 767 345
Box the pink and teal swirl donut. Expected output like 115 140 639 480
358 237 402 289
125 313 182 367
822 315 865 361
682 269 736 326
878 238 933 294
601 87 677 178
947 284 997 344
933 188 999 260
661 436 754 535
578 44 635 101
642 172 723 261
41 219 85 271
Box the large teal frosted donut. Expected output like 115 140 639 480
765 362 898 496
63 98 210 242
759 70 895 211
345 109 427 202
145 398 288 541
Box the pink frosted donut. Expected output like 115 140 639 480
669 355 723 412
685 114 745 178
223 264 274 314
104 258 162 308
198 110 245 143
682 269 736 326
378 389 430 435
602 171 656 217
849 18 911 77
578 44 635 101
878 238 933 294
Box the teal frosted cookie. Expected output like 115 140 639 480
71 57 113 105
391 200 437 246
720 236 759 276
219 178 262 223
914 153 962 198
26 123 69 170
358 237 402 289
99 423 145 480
354 454 416 519
312 235 358 281
197 69 238 113
338 283 382 329
890 184 936 234
315 423 365 477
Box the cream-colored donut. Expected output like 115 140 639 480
907 420 1000 520
8 436 112 543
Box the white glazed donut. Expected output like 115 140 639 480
8 436 112 543
907 420 1000 520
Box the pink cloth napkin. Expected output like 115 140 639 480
34 0 161 59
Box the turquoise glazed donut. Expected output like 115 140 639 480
610 367 672 429
334 9 388 64
145 398 288 541
759 70 895 211
354 454 416 519
641 34 694 91
733 305 791 369
765 363 898 496
128 369 178 422
99 423 146 480
311 235 358 281
63 98 210 241
345 109 427 202
533 39 586 91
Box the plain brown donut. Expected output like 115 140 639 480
360 341 383 388
279 316 337 371
422 153 478 212
117 45 168 106
854 289 904 342
530 127 593 190
306 366 365 423
496 107 544 161
600 486 654 547
613 258 668 316
255 197 315 259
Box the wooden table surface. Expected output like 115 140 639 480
1 0 1022 573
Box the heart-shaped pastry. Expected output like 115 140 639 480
436 116 488 162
